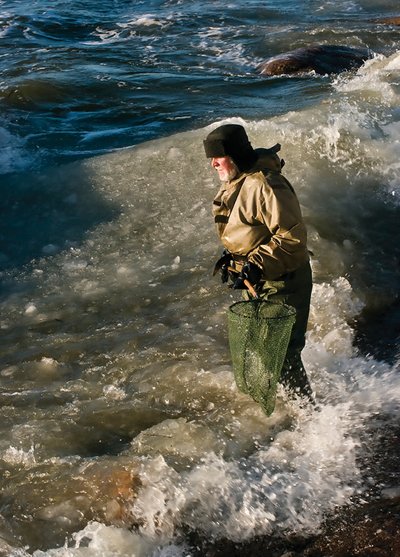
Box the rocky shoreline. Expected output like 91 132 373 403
188 367 400 557
189 496 400 557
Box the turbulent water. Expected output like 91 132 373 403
1 0 400 555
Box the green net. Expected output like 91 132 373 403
227 300 296 416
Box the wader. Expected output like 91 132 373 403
245 260 313 400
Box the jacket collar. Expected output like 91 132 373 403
219 171 248 193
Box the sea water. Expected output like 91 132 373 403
1 1 400 555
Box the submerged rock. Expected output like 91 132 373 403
2 458 142 552
258 45 372 76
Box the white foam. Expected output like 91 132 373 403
83 15 167 45
25 303 38 315
0 23 12 38
334 53 399 103
0 125 34 174
127 15 166 27
126 401 359 542
30 522 159 556
309 277 364 356
1 446 36 467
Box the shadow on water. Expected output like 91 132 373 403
348 200 400 366
0 161 120 280
308 173 400 367
354 300 400 366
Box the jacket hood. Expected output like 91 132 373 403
251 144 284 173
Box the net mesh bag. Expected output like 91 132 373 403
228 299 296 416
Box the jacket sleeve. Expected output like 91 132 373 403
247 173 308 279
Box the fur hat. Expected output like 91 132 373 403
203 124 258 172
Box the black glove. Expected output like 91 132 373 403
213 250 232 283
232 262 263 290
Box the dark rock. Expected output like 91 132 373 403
187 498 400 557
354 297 400 366
258 45 372 76
303 497 400 557
187 419 400 557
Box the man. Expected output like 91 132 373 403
204 123 313 400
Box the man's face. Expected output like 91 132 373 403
211 156 238 182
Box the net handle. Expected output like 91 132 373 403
227 266 258 299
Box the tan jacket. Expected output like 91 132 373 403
212 148 309 280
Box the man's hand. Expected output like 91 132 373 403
213 250 232 283
232 262 263 290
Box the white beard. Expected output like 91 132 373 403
218 164 239 182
